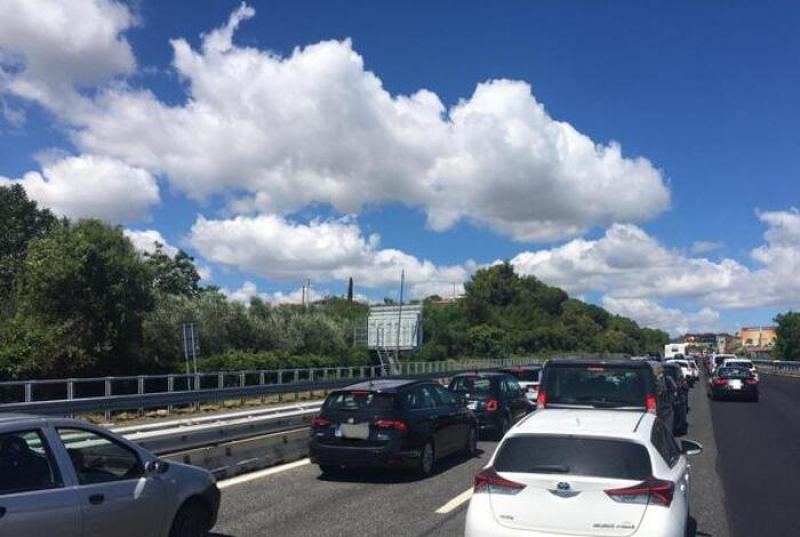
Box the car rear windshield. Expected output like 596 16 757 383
504 369 541 382
545 366 649 407
671 360 689 367
450 376 493 394
717 368 752 379
494 436 652 481
324 391 395 411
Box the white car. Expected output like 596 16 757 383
464 409 702 537
722 358 758 380
687 359 700 380
711 354 737 373
666 359 694 386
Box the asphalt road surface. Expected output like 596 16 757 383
211 374 800 537
710 373 800 537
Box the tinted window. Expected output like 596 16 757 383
406 386 438 410
651 421 680 467
57 428 143 485
506 377 522 394
0 430 62 495
450 376 493 394
432 385 457 406
494 436 652 480
546 366 648 407
325 391 395 411
505 369 541 382
717 368 752 379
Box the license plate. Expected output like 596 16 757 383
467 401 478 410
339 423 370 440
730 380 742 390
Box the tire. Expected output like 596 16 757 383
464 426 478 457
417 440 435 477
495 415 510 441
169 498 210 537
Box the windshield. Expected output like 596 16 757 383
494 436 652 480
545 366 648 407
717 368 752 379
450 376 493 394
324 391 395 411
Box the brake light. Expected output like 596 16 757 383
537 391 547 408
311 416 331 427
744 378 759 385
485 398 499 412
713 378 727 386
374 419 408 433
645 394 657 413
606 476 675 507
474 467 526 495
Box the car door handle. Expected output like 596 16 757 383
89 494 105 505
0 506 6 519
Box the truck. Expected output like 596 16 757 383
664 343 689 359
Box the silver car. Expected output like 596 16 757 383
0 414 220 537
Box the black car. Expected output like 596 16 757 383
663 362 689 435
538 358 676 433
448 372 534 438
309 379 478 477
708 367 759 402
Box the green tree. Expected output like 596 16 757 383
346 277 354 302
0 184 58 316
6 220 154 377
774 312 800 361
143 242 201 297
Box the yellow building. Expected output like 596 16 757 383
738 327 777 351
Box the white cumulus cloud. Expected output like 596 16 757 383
0 155 159 222
23 4 670 242
0 0 136 112
602 296 722 336
189 214 470 299
123 229 178 257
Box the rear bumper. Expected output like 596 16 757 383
309 439 419 469
710 386 758 399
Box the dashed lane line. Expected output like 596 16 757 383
218 458 311 489
435 487 474 514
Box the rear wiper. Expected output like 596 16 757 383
526 465 570 474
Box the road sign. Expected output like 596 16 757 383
366 305 422 351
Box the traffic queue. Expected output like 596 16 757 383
306 354 732 537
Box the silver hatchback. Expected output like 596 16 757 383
0 414 220 537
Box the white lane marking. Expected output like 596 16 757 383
435 487 474 514
217 458 311 489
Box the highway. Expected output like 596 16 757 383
209 373 800 537
711 374 800 537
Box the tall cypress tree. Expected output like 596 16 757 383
347 277 354 302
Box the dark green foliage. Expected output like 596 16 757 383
774 312 800 361
421 263 669 359
144 243 201 297
0 184 59 317
4 220 153 377
347 277 354 302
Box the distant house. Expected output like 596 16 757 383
738 327 777 357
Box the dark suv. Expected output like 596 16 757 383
538 358 676 433
309 379 478 477
663 361 689 435
447 372 534 438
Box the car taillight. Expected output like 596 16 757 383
474 467 526 495
374 419 408 433
485 398 499 412
537 391 547 408
606 476 675 507
745 378 759 385
645 394 657 413
311 416 331 427
713 378 727 385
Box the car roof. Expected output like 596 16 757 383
547 358 654 368
512 409 652 441
0 413 43 424
336 378 428 393
501 365 542 371
452 371 508 378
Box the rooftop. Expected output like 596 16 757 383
514 409 651 438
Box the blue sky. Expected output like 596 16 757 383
1 0 799 335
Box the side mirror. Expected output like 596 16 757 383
146 459 170 475
681 440 703 457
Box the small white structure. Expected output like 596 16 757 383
664 343 689 359
367 304 423 351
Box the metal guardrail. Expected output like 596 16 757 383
752 360 800 375
0 357 543 416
